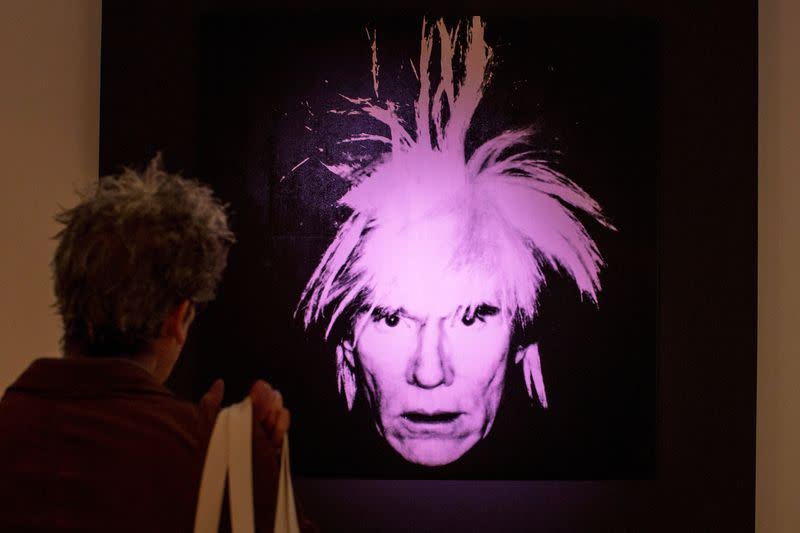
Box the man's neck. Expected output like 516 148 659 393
65 343 175 384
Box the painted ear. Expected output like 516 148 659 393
339 339 356 366
336 341 357 411
515 343 548 409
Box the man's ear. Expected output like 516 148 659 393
161 300 195 345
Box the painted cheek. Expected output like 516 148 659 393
357 323 419 405
446 321 510 379
484 362 507 401
477 346 508 427
358 324 417 370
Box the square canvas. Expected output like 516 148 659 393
181 14 658 480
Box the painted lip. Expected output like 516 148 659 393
401 411 463 424
396 411 466 437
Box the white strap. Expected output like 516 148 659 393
194 404 230 533
195 397 298 533
274 435 300 533
228 399 255 533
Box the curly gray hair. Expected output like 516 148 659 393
52 155 235 357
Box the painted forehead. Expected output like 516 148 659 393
358 210 508 317
374 269 503 318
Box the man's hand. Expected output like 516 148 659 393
250 380 290 450
198 379 225 428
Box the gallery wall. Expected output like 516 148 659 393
0 0 101 390
757 0 800 530
0 0 795 530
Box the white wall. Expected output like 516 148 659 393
758 0 800 531
0 0 797 530
0 0 101 390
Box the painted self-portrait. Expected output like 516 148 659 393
297 17 614 466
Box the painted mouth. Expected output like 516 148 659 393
402 411 462 424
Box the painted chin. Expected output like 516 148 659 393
383 411 484 466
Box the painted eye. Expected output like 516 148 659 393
371 308 404 330
460 304 500 327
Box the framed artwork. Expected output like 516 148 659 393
100 2 755 530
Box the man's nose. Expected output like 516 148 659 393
406 320 454 388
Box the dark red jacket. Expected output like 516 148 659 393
0 357 279 532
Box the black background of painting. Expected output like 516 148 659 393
193 14 657 480
99 0 755 530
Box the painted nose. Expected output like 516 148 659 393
406 320 454 388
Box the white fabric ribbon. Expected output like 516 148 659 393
194 398 299 533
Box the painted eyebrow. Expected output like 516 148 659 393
371 303 501 323
440 302 498 327
473 304 500 316
371 306 413 319
374 306 449 328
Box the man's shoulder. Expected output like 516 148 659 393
0 357 210 532
0 357 209 452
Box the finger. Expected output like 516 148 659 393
199 379 224 423
249 381 287 445
250 380 282 422
263 389 283 430
249 380 271 422
270 408 290 449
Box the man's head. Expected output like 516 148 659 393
297 17 613 465
52 156 234 379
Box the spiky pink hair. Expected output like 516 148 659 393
298 17 614 339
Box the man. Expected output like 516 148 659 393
297 17 614 467
0 157 290 531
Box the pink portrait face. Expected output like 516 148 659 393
348 268 512 466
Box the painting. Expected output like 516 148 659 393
173 13 657 479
